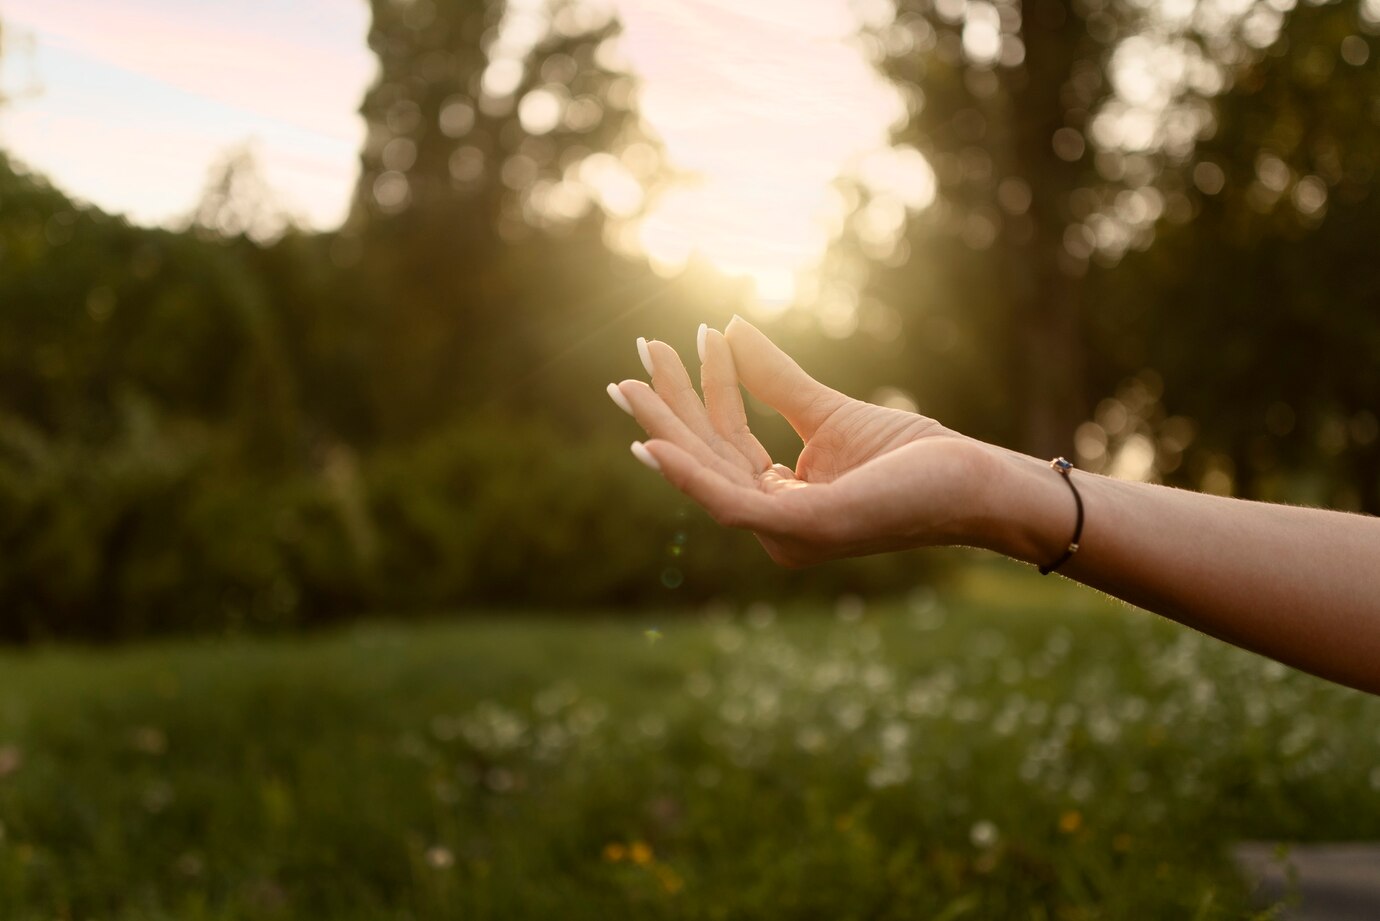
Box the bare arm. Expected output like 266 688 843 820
610 317 1380 695
986 447 1380 693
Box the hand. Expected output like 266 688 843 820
610 319 1380 693
609 317 991 567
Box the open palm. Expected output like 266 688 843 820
610 317 982 567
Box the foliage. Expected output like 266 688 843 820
0 386 931 639
0 578 1376 917
0 137 937 641
2 0 1380 639
860 0 1380 477
344 0 646 441
0 160 297 454
1089 0 1380 506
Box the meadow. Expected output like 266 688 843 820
1 563 1377 920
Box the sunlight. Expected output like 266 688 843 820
0 0 928 308
608 0 916 311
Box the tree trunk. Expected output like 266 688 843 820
1009 0 1090 457
1012 258 1086 458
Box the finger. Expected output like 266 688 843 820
644 441 831 540
641 339 716 443
724 315 849 441
616 381 755 483
644 337 758 473
637 439 777 532
701 327 773 471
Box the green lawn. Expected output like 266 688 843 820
1 563 1377 919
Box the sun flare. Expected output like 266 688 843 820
605 0 926 311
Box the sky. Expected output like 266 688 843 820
0 0 375 228
606 0 914 302
0 0 916 301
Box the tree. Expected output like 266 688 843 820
854 0 1295 457
1092 0 1380 509
187 145 289 243
346 0 645 439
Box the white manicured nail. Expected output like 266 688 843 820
636 337 654 376
697 323 708 362
606 383 633 415
630 441 660 472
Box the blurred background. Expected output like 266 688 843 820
2 0 1380 638
1 0 1379 917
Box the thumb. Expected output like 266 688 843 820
724 316 848 440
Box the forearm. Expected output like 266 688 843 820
972 443 1380 694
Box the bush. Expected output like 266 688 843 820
0 401 353 640
0 404 940 640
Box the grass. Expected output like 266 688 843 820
0 562 1378 919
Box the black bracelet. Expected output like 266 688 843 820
1038 457 1084 576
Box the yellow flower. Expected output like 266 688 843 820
602 842 627 863
1058 810 1083 834
629 841 654 865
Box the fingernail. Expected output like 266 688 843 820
636 337 654 376
606 382 633 415
630 441 660 472
696 323 708 362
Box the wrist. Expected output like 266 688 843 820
966 443 1086 568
